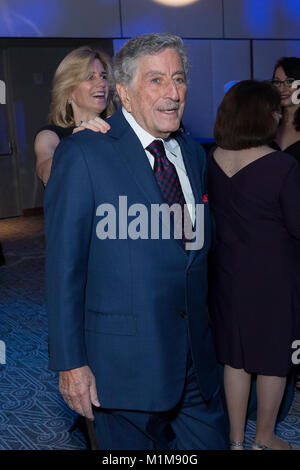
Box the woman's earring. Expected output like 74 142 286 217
67 98 72 105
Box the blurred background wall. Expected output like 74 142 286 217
1 0 300 216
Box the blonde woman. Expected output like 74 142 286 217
35 46 116 449
34 46 116 186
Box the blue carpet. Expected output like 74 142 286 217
0 216 86 450
0 215 299 450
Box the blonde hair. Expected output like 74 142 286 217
49 46 116 127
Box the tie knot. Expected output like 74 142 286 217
146 140 166 158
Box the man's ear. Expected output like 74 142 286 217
116 83 132 113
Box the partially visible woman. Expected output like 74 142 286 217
34 46 115 186
207 80 300 450
272 57 300 162
34 45 116 449
271 57 300 391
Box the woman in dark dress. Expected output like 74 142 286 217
207 80 300 450
271 58 300 391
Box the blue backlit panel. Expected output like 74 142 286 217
113 39 128 54
120 0 223 38
0 0 121 37
182 39 251 139
253 40 300 81
224 0 300 39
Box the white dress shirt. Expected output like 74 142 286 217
122 107 195 223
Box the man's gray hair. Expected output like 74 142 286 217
113 33 189 86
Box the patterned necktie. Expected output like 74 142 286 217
146 139 192 249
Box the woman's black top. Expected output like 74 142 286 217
36 124 75 140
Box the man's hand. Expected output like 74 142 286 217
72 117 111 134
59 365 100 420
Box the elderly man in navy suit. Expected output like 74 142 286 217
44 33 229 450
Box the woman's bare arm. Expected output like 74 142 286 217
34 118 111 186
34 130 60 186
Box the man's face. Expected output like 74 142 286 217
117 48 187 139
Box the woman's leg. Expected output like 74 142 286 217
254 375 291 450
224 365 252 449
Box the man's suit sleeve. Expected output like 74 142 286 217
44 137 94 371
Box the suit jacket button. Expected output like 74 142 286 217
180 311 187 318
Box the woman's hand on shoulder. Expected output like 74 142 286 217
72 117 111 134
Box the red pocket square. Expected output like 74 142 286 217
202 194 208 202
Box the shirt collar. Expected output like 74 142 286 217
122 107 157 150
122 107 178 157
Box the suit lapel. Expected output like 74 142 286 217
107 110 164 207
115 136 166 208
114 129 187 255
107 111 201 258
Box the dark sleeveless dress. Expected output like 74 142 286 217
207 149 300 377
271 140 300 164
272 140 300 386
36 124 75 140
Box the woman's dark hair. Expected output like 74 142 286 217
214 80 281 150
273 56 300 131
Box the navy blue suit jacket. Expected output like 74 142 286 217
44 109 220 411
